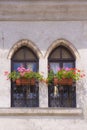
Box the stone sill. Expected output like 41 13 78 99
0 108 83 117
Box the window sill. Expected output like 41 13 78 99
0 108 83 117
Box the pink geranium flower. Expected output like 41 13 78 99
65 67 70 71
26 69 31 72
17 66 26 72
57 67 60 71
4 66 43 82
4 71 9 76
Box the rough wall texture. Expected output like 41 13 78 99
0 0 87 21
0 1 87 129
0 117 87 130
0 21 87 129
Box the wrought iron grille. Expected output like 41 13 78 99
48 83 76 107
48 45 76 107
11 46 39 107
11 81 39 107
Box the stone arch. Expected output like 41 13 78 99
45 38 80 59
7 39 43 59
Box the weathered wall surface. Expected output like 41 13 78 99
0 0 87 21
0 117 87 130
0 21 87 130
0 1 87 130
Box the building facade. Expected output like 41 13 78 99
0 0 87 130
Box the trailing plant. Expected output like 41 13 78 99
47 67 85 84
4 66 43 82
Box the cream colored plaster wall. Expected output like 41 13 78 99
0 21 87 106
0 117 87 130
0 21 87 129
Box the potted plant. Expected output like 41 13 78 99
46 70 54 85
5 66 43 86
47 67 85 86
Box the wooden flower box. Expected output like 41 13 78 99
54 78 73 86
16 78 35 86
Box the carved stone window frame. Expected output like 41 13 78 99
3 39 83 117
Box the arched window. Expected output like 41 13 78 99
11 46 39 107
48 45 76 107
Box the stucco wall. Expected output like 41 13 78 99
0 21 87 129
0 117 87 130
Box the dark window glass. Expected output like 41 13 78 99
48 45 76 107
11 46 39 107
50 47 61 59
